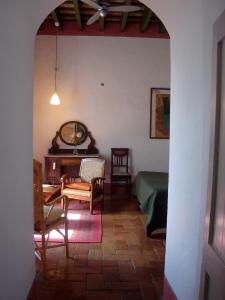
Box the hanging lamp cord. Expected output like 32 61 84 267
55 35 58 92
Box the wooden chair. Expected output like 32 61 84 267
111 148 131 195
33 159 69 274
61 158 105 214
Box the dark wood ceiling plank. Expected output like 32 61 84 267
140 8 153 32
120 0 131 32
72 0 82 30
99 17 105 31
159 23 167 34
43 1 169 37
38 19 170 38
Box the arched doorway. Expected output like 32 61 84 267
33 1 171 298
2 1 224 299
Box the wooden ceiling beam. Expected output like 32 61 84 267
140 8 153 32
72 0 82 30
38 19 170 38
159 23 167 34
51 9 62 29
99 17 105 31
120 0 131 32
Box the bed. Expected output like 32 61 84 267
133 171 168 238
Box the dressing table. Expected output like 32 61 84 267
45 121 100 184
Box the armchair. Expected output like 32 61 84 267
61 158 105 214
33 159 69 274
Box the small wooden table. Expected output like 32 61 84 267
42 184 61 203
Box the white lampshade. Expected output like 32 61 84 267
50 92 61 105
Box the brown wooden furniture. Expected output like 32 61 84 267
111 148 131 195
48 121 98 155
33 159 69 274
42 184 61 203
61 158 105 214
45 154 100 185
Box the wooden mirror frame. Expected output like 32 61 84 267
59 121 88 146
48 121 98 155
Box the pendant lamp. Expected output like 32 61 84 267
50 35 61 105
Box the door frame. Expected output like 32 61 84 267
200 8 225 299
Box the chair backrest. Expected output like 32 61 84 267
111 148 129 174
79 158 105 183
33 159 44 231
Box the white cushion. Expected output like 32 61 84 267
79 158 105 183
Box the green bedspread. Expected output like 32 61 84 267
133 171 168 234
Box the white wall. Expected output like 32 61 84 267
1 0 225 299
0 2 36 299
145 1 225 299
161 1 225 299
33 36 170 179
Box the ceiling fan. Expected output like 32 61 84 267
80 0 141 25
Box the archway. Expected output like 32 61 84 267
31 2 216 299
33 0 171 298
2 1 224 299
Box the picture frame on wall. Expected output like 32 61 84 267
150 88 170 139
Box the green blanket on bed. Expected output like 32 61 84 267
133 171 168 226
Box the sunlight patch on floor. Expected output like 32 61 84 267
67 212 81 220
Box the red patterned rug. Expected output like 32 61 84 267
34 201 102 243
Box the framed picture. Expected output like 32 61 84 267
150 88 170 139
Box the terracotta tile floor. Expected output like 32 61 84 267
34 195 165 300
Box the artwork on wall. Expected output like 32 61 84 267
150 88 170 139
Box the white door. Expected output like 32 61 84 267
200 9 225 300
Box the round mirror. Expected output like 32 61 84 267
59 121 88 146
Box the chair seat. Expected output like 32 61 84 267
111 172 130 176
34 206 65 232
65 182 91 191
62 188 92 197
44 206 64 227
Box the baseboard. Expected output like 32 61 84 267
163 277 177 300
